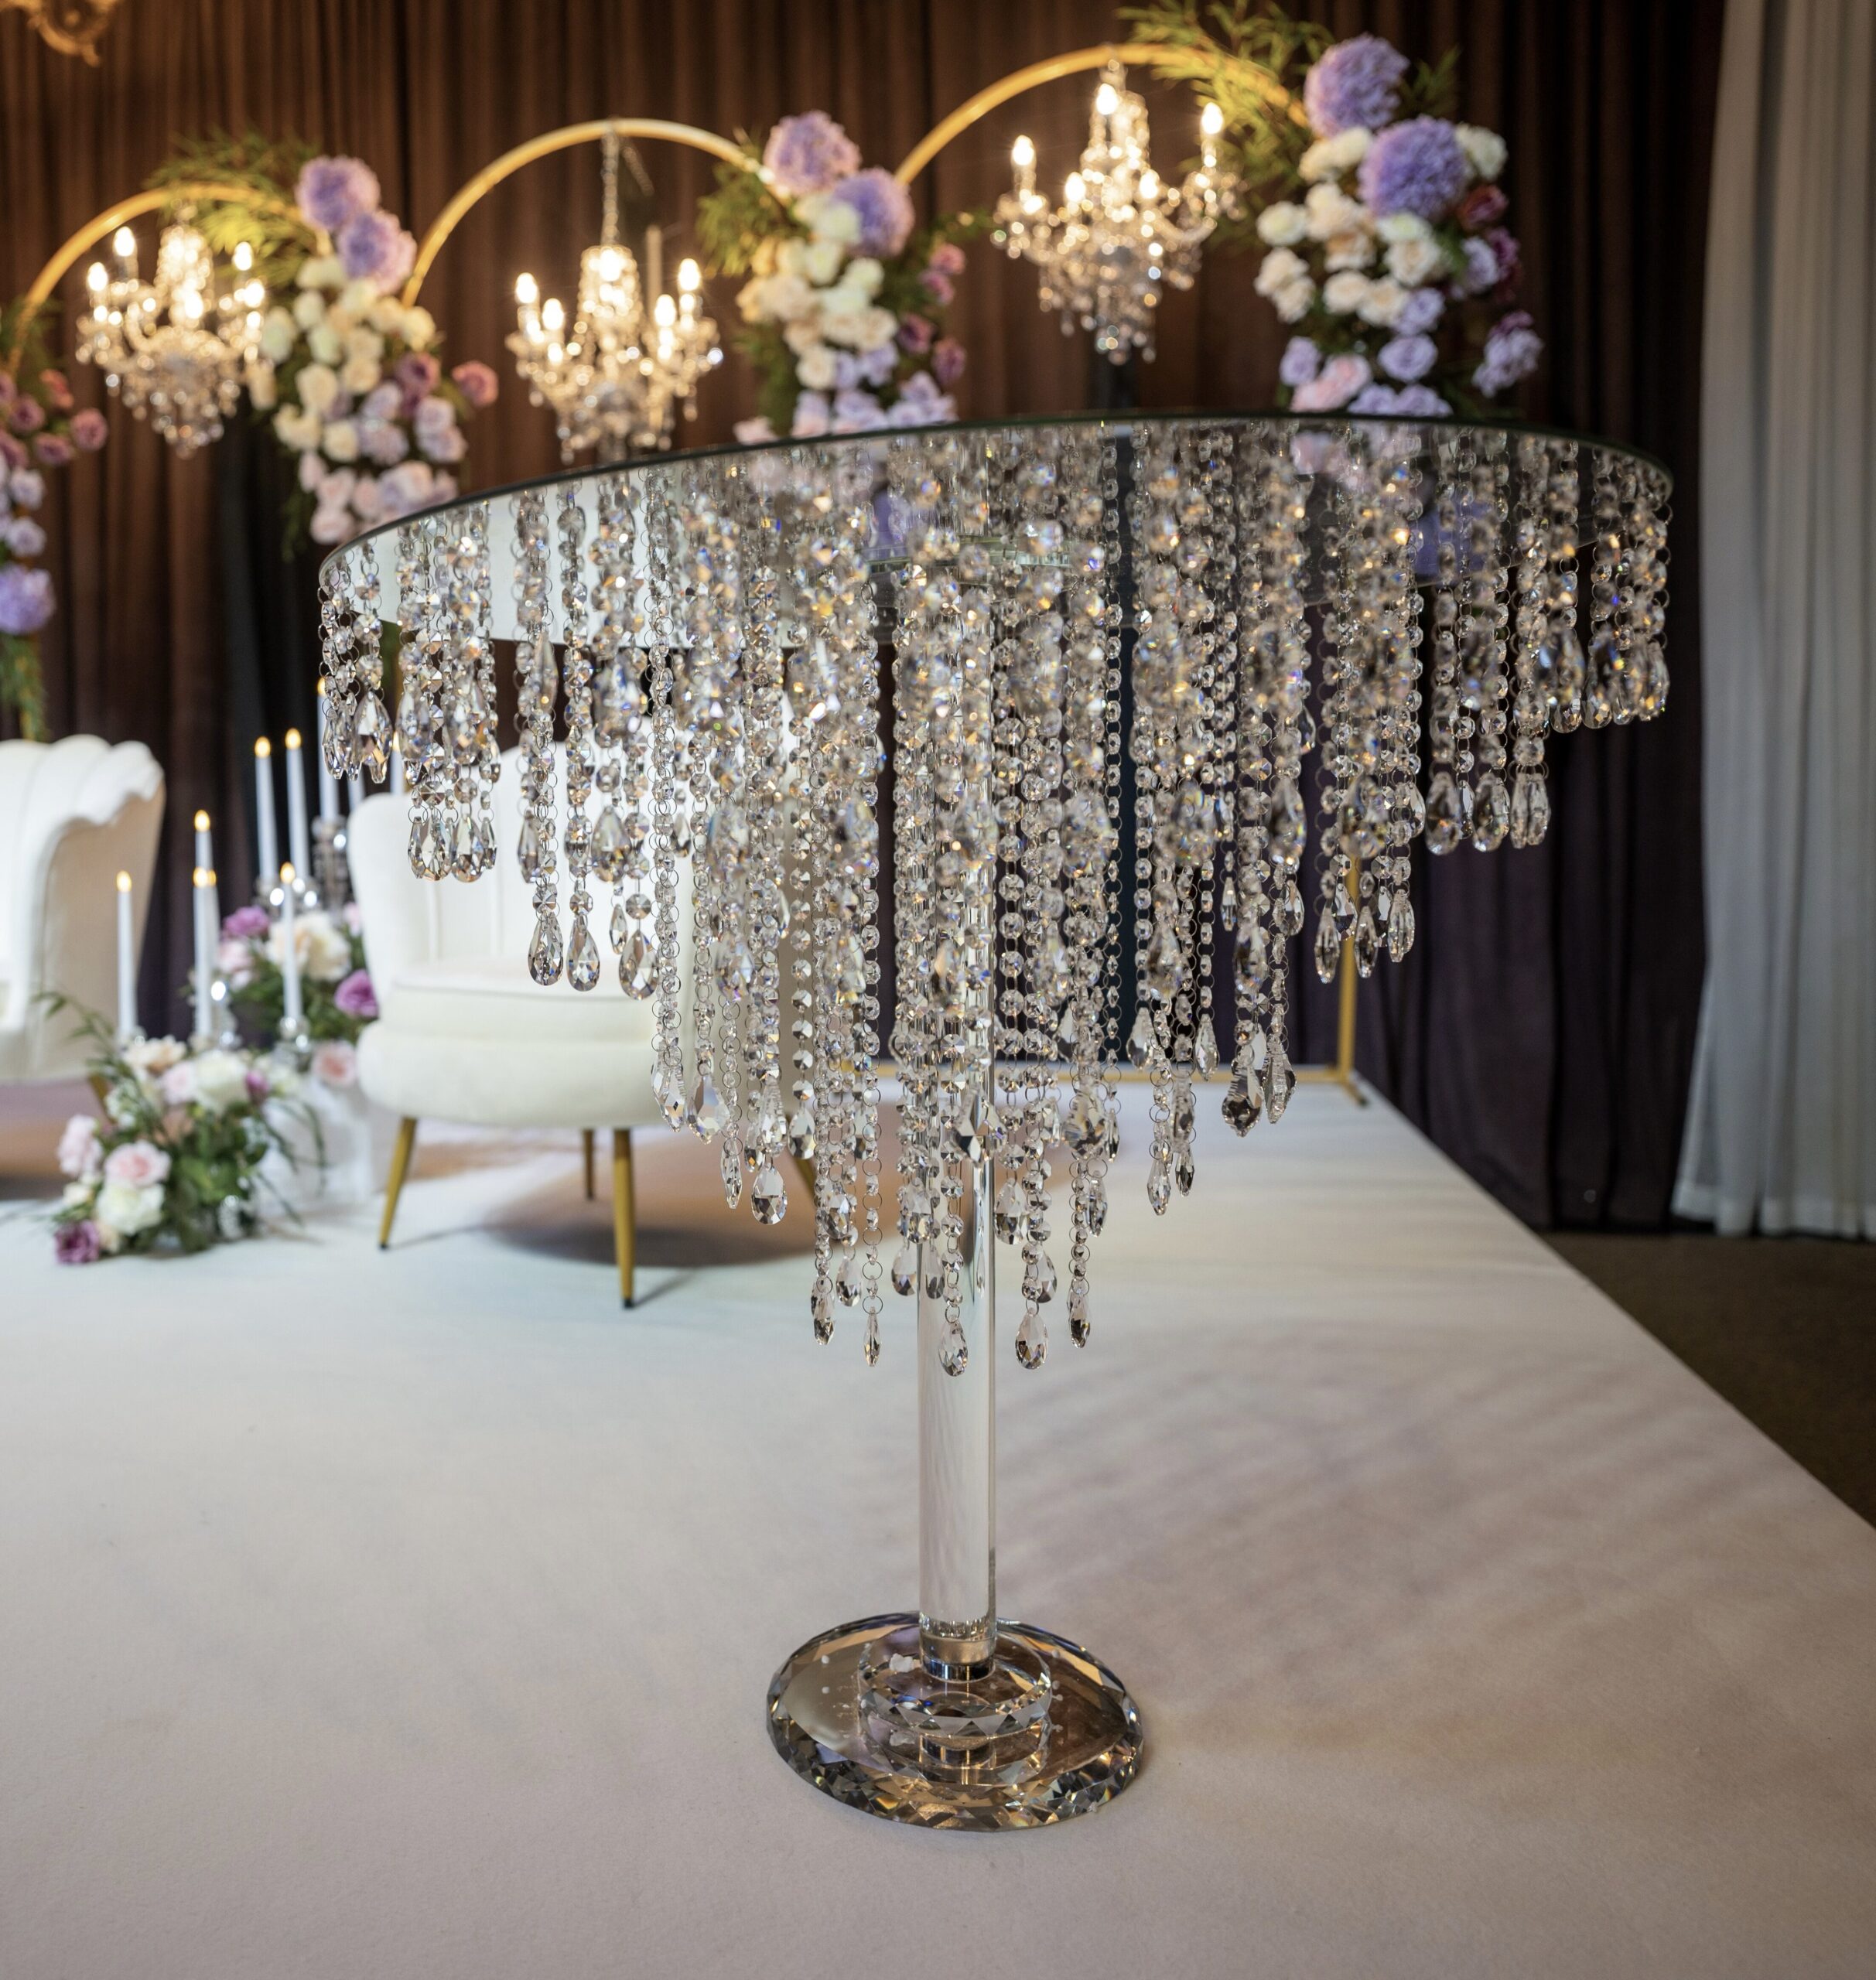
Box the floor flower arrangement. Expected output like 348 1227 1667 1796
50 1007 319 1262
697 112 979 442
218 898 374 1087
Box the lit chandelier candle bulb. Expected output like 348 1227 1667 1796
1200 100 1224 173
114 871 136 1041
253 737 278 899
542 295 566 362
1011 132 1037 202
113 224 135 279
514 271 542 345
278 865 303 1036
283 725 312 879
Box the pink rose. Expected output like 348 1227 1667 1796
9 398 45 434
311 1039 357 1087
1455 183 1508 230
39 370 73 411
56 1113 100 1179
897 313 934 354
0 434 27 472
1291 353 1372 411
917 268 954 306
449 360 499 410
55 1220 102 1265
102 1139 171 1189
931 337 966 387
32 433 73 469
926 241 966 278
69 408 108 452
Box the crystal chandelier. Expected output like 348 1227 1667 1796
508 127 722 463
994 63 1235 363
77 221 265 453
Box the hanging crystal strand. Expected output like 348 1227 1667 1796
1126 425 1191 1214
439 504 495 882
508 489 560 982
552 486 601 990
588 472 634 966
1371 429 1425 961
1262 435 1309 1120
648 473 687 1115
1056 426 1117 1347
1617 459 1671 721
1310 434 1372 986
1423 432 1469 852
393 521 439 877
1463 435 1513 850
1509 436 1566 848
1196 428 1238 1087
318 551 366 777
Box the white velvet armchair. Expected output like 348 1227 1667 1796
346 747 686 1304
0 736 164 1083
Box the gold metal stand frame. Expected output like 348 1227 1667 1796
1294 928 1367 1106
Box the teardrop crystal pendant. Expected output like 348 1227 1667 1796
1015 1308 1047 1370
1424 770 1463 854
1386 889 1416 962
1471 773 1511 851
566 912 601 992
528 908 564 986
1314 912 1344 984
1510 770 1550 848
618 929 656 998
751 1165 788 1226
350 691 391 781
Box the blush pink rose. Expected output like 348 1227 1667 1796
1291 353 1373 411
102 1139 172 1189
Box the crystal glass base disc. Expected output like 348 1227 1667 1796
766 1613 1143 1828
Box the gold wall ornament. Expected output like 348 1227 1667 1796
3 0 121 66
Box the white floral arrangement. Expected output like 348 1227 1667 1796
244 155 499 544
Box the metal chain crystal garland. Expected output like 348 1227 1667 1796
319 415 1671 1366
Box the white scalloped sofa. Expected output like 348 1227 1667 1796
0 736 164 1083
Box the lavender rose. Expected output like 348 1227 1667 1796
69 408 108 452
296 155 382 234
334 968 378 1019
449 360 499 410
32 433 73 469
337 210 416 290
1358 118 1470 220
762 111 862 198
829 169 914 258
1474 311 1543 395
394 351 440 408
1378 333 1437 381
0 564 54 635
1279 336 1321 387
931 337 966 387
897 313 934 355
54 1220 102 1265
1304 36 1410 138
221 903 270 940
10 398 45 435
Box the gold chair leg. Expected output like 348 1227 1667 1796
582 1127 596 1200
792 1152 817 1204
378 1117 418 1250
612 1128 635 1307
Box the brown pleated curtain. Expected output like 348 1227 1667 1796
0 0 1719 1227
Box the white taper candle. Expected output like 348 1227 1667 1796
284 726 312 879
114 871 136 1040
253 737 278 895
192 865 217 1041
193 807 212 874
316 683 340 823
278 865 303 1033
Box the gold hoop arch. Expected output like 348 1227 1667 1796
401 119 753 308
9 183 309 369
891 41 1304 186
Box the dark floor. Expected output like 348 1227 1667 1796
1546 1229 1876 1527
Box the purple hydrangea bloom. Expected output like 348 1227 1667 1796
829 169 914 257
334 968 378 1019
54 1220 101 1265
763 112 861 199
0 563 54 635
1358 118 1470 220
831 387 889 433
1279 336 1321 387
296 156 382 234
1304 36 1410 138
1474 312 1543 396
337 210 416 289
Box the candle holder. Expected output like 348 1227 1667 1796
313 814 351 912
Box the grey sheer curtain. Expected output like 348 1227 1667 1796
1674 0 1875 1237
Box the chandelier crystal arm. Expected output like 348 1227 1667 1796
7 181 307 371
401 120 754 309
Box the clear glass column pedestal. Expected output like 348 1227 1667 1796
764 1156 1144 1828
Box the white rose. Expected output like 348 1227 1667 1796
344 326 384 362
261 307 299 361
844 257 883 297
339 279 378 318
245 359 278 410
320 418 361 463
96 1178 165 1238
1386 237 1447 287
1454 124 1507 183
1255 247 1308 296
340 353 381 395
292 289 326 329
1378 211 1433 244
271 910 352 983
368 296 406 334
310 505 353 545
795 343 839 390
1322 271 1370 316
804 238 845 285
402 306 436 350
1323 230 1375 272
1256 202 1309 247
1300 127 1371 183
307 324 343 366
297 363 340 415
799 193 861 246
297 254 343 290
776 239 811 279
782 316 826 356
1358 278 1407 327
823 304 896 353
1273 278 1314 323
188 1050 252 1115
273 406 323 452
323 306 354 340
1305 181 1369 241
764 273 816 323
